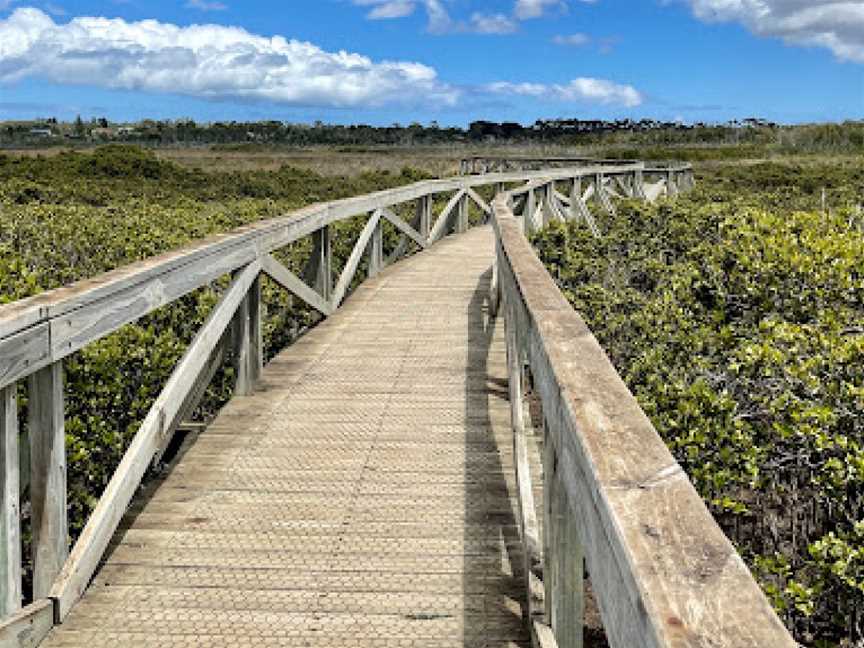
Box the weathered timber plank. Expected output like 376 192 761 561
0 599 54 648
0 386 21 618
28 363 67 600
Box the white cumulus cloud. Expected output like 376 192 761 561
0 8 460 107
487 77 643 107
680 0 864 63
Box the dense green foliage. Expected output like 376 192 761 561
533 161 864 645
0 146 428 595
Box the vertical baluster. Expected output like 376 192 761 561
418 196 431 242
633 169 647 200
523 188 536 235
543 424 557 623
29 362 67 599
368 218 384 277
0 384 21 616
310 226 332 301
456 193 468 233
554 481 584 648
233 269 262 396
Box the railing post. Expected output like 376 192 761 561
666 168 679 197
0 384 21 617
418 196 431 242
368 217 384 277
543 424 556 623
233 270 262 396
543 424 583 648
524 188 536 235
633 169 647 200
553 479 584 648
570 177 581 219
310 226 332 301
595 173 615 216
28 362 68 599
456 193 468 234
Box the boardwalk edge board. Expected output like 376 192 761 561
0 159 787 648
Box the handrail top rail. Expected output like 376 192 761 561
0 162 646 344
490 194 795 647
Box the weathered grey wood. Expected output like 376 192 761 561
262 255 333 316
0 599 54 648
456 193 469 234
594 174 616 216
418 195 431 240
552 474 583 648
28 362 67 600
492 196 796 648
330 210 381 309
465 187 492 217
534 619 560 648
543 422 557 624
379 207 427 250
303 226 332 301
49 261 262 621
153 330 229 466
248 274 263 388
524 189 536 234
232 282 252 398
0 385 21 618
368 218 384 278
0 325 50 396
666 169 679 197
633 170 647 200
505 307 540 586
428 190 465 244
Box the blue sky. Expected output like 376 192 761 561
0 0 861 125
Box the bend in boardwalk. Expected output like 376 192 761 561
40 226 535 648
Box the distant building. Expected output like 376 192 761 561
29 128 54 138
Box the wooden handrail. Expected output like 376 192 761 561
491 191 795 647
0 161 695 647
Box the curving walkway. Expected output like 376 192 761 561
41 226 534 648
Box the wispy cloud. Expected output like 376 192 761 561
185 0 227 11
353 0 588 35
469 12 518 34
553 32 619 53
487 77 643 107
514 0 566 20
678 0 864 63
553 33 590 46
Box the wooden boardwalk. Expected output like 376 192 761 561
40 226 535 647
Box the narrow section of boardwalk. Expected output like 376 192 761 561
41 226 532 648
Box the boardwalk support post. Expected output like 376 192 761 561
308 226 332 302
28 362 68 600
368 217 384 278
0 384 21 617
233 269 262 396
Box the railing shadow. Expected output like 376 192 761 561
463 262 528 647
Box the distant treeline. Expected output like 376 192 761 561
2 116 863 152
